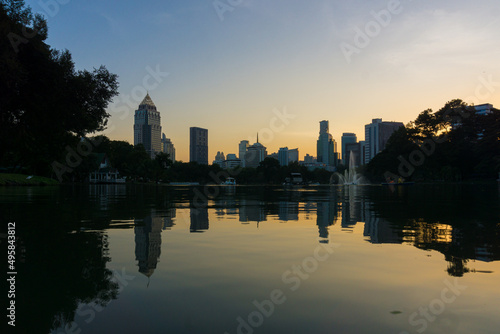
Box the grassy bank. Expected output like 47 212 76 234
0 173 59 186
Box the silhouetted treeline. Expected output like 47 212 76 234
0 1 118 176
365 99 500 182
74 138 335 184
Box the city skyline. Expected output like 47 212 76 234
129 93 494 166
27 0 500 161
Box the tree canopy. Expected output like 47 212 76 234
0 0 118 176
366 99 500 182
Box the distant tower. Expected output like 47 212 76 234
239 140 249 167
190 127 208 164
316 120 338 167
341 133 357 165
134 93 162 159
161 134 175 162
278 147 289 167
364 119 403 164
245 137 267 168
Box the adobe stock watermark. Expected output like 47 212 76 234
50 64 169 182
385 74 499 181
8 0 72 53
224 242 340 334
108 65 169 125
465 73 500 106
53 267 136 334
192 106 296 205
399 278 467 334
340 0 411 64
213 0 245 22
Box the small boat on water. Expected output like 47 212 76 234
222 177 236 185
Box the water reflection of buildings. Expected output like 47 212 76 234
278 201 299 221
337 186 402 244
88 184 127 210
363 216 401 244
188 188 499 278
317 201 339 242
340 186 364 229
134 208 176 278
239 200 266 224
345 188 500 276
190 207 209 232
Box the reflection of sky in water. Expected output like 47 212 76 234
1 184 499 334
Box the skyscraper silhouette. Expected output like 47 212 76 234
134 94 162 159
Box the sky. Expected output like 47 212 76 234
26 0 500 162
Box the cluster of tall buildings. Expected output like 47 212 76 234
133 93 211 165
208 118 406 171
134 94 494 169
132 93 404 168
213 136 299 169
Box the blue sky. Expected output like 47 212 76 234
26 0 500 161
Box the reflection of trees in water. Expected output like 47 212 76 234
2 185 181 333
400 218 500 276
16 230 119 333
366 184 500 277
446 255 470 277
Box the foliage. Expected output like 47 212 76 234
366 99 500 182
0 1 118 176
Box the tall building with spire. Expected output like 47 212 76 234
134 93 162 159
245 133 267 168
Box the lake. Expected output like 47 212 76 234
2 183 499 334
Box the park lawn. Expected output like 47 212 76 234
0 173 59 186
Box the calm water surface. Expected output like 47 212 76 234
1 184 499 334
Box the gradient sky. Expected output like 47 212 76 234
26 0 500 162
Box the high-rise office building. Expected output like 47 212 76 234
278 147 289 167
345 142 361 167
359 141 366 165
364 119 404 164
190 127 208 164
303 154 315 164
161 134 175 162
245 135 267 168
341 133 357 165
239 140 249 167
134 93 162 159
288 148 299 164
316 120 338 167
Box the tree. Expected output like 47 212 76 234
258 157 281 184
365 99 500 181
0 1 118 176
